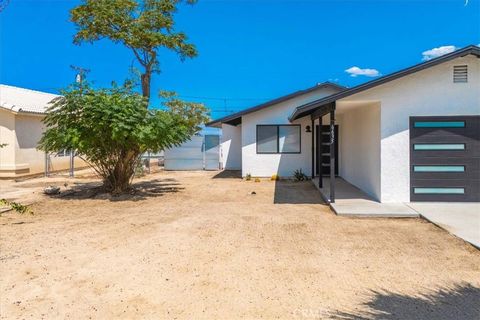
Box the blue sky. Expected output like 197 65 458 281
1 0 479 120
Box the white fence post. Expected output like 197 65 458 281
44 152 50 177
69 150 74 177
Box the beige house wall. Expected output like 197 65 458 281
0 109 88 178
0 109 16 170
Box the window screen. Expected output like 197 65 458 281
279 126 300 153
257 125 278 153
257 125 300 154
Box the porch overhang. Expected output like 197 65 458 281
309 102 336 120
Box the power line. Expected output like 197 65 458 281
11 85 262 114
17 87 271 103
70 65 90 83
177 95 271 101
209 109 238 113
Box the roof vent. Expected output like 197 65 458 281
453 65 468 83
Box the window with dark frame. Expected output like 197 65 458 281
256 125 301 154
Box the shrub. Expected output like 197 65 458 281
293 169 308 181
0 199 33 215
271 174 280 181
245 173 252 181
254 178 260 182
38 83 208 194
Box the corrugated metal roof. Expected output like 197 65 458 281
0 84 60 115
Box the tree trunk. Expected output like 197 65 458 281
141 72 151 104
104 170 132 194
103 150 139 194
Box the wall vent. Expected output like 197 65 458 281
453 65 468 83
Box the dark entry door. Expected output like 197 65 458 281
410 116 480 202
316 125 339 176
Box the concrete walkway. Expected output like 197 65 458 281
312 177 479 247
407 202 480 248
313 177 418 218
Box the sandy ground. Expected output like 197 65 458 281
0 168 98 211
1 170 479 319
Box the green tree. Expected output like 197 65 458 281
38 83 208 194
70 0 197 101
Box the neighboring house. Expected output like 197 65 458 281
208 45 480 203
0 84 87 178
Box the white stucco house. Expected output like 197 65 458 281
0 84 87 178
208 45 480 203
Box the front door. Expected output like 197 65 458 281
316 125 339 176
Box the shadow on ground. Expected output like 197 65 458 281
328 283 480 320
274 180 325 205
52 178 184 202
212 170 242 179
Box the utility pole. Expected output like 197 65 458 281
69 65 90 177
70 65 90 84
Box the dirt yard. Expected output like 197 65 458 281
1 170 479 319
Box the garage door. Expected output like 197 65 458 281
410 116 480 202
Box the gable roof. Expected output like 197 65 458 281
206 82 346 127
0 84 59 115
290 45 480 121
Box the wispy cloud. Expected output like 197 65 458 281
345 66 380 77
422 45 456 61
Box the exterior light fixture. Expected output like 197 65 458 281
305 125 312 133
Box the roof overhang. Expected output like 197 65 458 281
206 82 346 128
289 45 480 121
0 104 46 116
